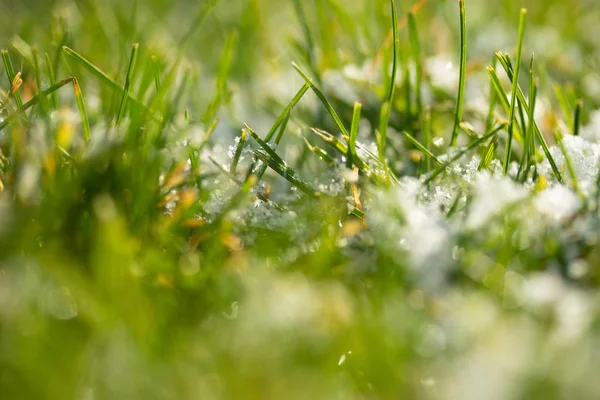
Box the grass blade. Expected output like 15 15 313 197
450 0 467 146
401 131 443 166
408 11 422 120
347 102 362 169
44 52 58 109
503 9 527 174
377 0 399 161
116 43 139 125
246 124 320 197
292 62 349 137
490 60 563 183
73 78 91 142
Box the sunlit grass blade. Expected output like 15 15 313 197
502 9 527 175
2 49 24 110
116 43 139 125
450 0 467 146
347 102 362 169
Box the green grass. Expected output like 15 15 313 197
2 0 600 398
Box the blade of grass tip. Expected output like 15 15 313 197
554 83 573 129
425 123 506 185
230 129 248 174
401 131 443 166
502 9 527 175
554 129 584 201
292 62 349 137
0 77 74 131
2 50 24 110
573 99 583 136
44 52 58 109
72 78 91 142
377 0 399 162
450 0 467 147
423 105 432 172
408 12 422 121
347 102 362 169
116 43 139 125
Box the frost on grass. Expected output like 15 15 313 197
365 131 600 290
